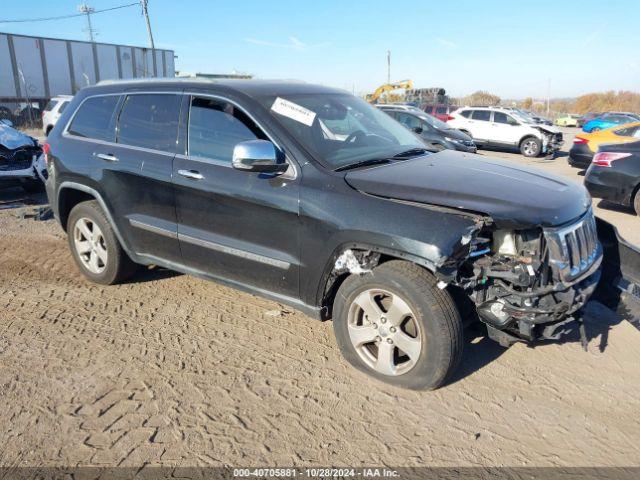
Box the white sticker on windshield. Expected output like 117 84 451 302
271 97 316 126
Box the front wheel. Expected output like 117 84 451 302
520 136 542 157
332 260 463 390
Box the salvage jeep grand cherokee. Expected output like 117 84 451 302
44 79 602 390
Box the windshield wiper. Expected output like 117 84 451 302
392 148 428 158
335 158 392 172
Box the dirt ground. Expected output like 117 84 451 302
1 129 639 469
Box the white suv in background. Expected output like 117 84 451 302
447 107 563 157
42 95 73 136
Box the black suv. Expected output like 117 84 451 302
45 79 602 390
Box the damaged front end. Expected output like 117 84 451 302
0 124 42 183
535 126 564 157
448 209 602 346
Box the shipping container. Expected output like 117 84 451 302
0 32 175 125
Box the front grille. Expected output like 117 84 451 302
543 210 601 282
0 148 37 172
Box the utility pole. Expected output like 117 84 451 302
546 78 551 116
78 3 96 42
386 50 391 84
140 0 155 49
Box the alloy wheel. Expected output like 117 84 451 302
347 288 422 376
73 217 108 274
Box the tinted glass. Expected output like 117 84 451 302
44 100 58 112
459 110 471 118
117 94 180 152
435 106 446 114
68 95 119 141
493 112 517 124
188 97 266 162
472 110 491 121
396 113 422 130
58 101 69 114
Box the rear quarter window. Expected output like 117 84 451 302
67 95 120 141
459 110 471 118
117 94 181 152
58 101 69 114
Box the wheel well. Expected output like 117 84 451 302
519 134 540 147
45 125 53 135
58 188 95 231
319 249 435 320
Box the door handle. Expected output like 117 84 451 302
178 169 204 180
94 153 119 162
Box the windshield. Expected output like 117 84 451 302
419 113 451 130
259 93 425 170
511 109 536 124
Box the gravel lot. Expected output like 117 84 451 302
1 128 639 469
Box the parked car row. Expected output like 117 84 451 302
377 105 476 153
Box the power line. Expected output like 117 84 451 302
0 2 138 24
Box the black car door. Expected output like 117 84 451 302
103 92 183 263
172 94 300 298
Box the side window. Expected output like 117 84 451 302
472 110 491 121
117 94 181 152
459 110 471 118
68 95 120 141
396 113 421 130
188 96 266 163
435 106 446 115
58 101 69 114
493 112 517 125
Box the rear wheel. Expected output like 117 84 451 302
633 188 640 217
520 136 542 157
332 260 463 390
591 127 601 132
67 200 137 284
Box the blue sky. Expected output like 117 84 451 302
2 0 639 99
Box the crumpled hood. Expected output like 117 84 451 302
344 150 591 228
0 124 36 150
531 123 561 134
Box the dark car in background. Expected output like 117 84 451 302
585 140 640 216
422 104 459 122
380 107 476 153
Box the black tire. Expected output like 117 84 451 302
633 188 640 217
332 260 463 390
520 136 542 157
67 200 137 285
20 179 45 193
591 127 601 132
45 125 53 136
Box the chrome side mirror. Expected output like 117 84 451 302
232 140 288 174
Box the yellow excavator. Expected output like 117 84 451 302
365 80 413 103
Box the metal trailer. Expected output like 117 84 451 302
0 32 175 125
